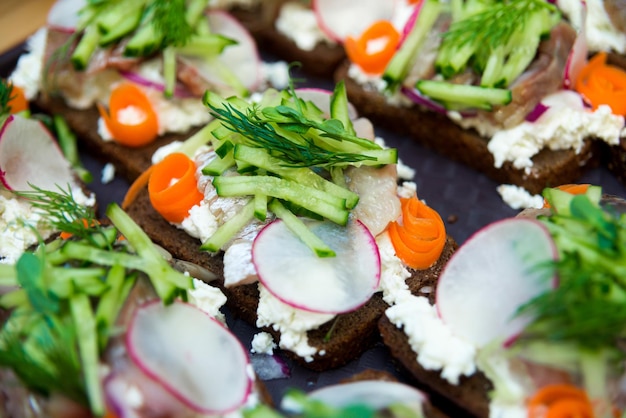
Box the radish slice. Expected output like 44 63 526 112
179 10 262 94
436 218 557 347
252 219 380 314
295 87 358 119
0 115 78 192
563 0 588 88
47 0 86 31
126 301 253 414
284 381 426 413
313 0 398 42
119 70 193 99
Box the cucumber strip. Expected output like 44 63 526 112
383 0 442 90
254 193 268 221
71 25 101 71
233 145 359 209
201 150 236 176
200 199 255 252
98 6 143 46
416 80 512 111
176 34 237 57
329 80 356 136
213 175 349 225
269 199 335 258
53 115 93 183
49 268 108 298
124 22 162 57
178 119 221 157
162 46 177 99
0 289 27 309
70 293 104 416
95 265 134 350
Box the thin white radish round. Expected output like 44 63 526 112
0 115 78 192
179 10 262 94
302 380 427 413
313 0 398 42
126 301 253 414
252 219 380 314
436 218 557 348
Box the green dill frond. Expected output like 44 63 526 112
0 79 15 118
15 184 105 246
206 102 377 168
153 0 194 47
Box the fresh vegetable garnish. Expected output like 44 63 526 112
345 20 401 75
97 83 159 147
512 186 626 417
5 83 28 115
0 187 195 415
437 0 560 87
436 218 557 347
527 384 593 418
126 301 252 414
542 184 591 208
148 152 204 223
252 218 380 314
387 196 446 270
575 52 626 116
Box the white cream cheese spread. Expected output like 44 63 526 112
275 2 335 51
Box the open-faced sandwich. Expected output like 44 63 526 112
122 79 457 372
9 0 291 183
379 184 626 417
0 182 268 418
331 0 626 195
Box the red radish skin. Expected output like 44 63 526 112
0 115 77 192
313 0 398 43
252 219 381 314
125 301 253 415
436 218 557 348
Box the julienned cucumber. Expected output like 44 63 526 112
415 80 512 111
330 80 356 136
383 0 442 90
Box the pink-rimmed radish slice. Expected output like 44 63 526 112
284 380 426 414
313 0 398 42
47 0 86 32
179 10 262 94
563 0 588 88
0 115 78 192
436 218 557 348
252 219 381 314
295 87 359 119
126 301 253 414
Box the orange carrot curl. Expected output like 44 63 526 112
387 195 446 269
148 153 204 223
97 83 159 147
575 52 626 116
345 20 401 75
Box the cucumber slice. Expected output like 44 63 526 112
416 80 512 111
330 81 356 136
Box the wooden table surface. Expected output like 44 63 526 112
0 0 55 54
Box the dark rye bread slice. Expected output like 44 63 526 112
229 2 346 78
125 186 457 372
34 94 201 182
334 61 602 195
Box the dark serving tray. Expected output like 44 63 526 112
3 42 626 417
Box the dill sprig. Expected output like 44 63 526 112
152 0 194 48
14 184 105 247
0 79 16 118
206 101 378 168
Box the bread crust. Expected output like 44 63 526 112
334 61 602 195
125 186 457 372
